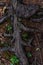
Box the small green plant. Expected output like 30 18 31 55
10 55 19 65
27 52 32 58
2 52 19 65
6 24 12 33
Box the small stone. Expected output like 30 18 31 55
36 48 40 51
